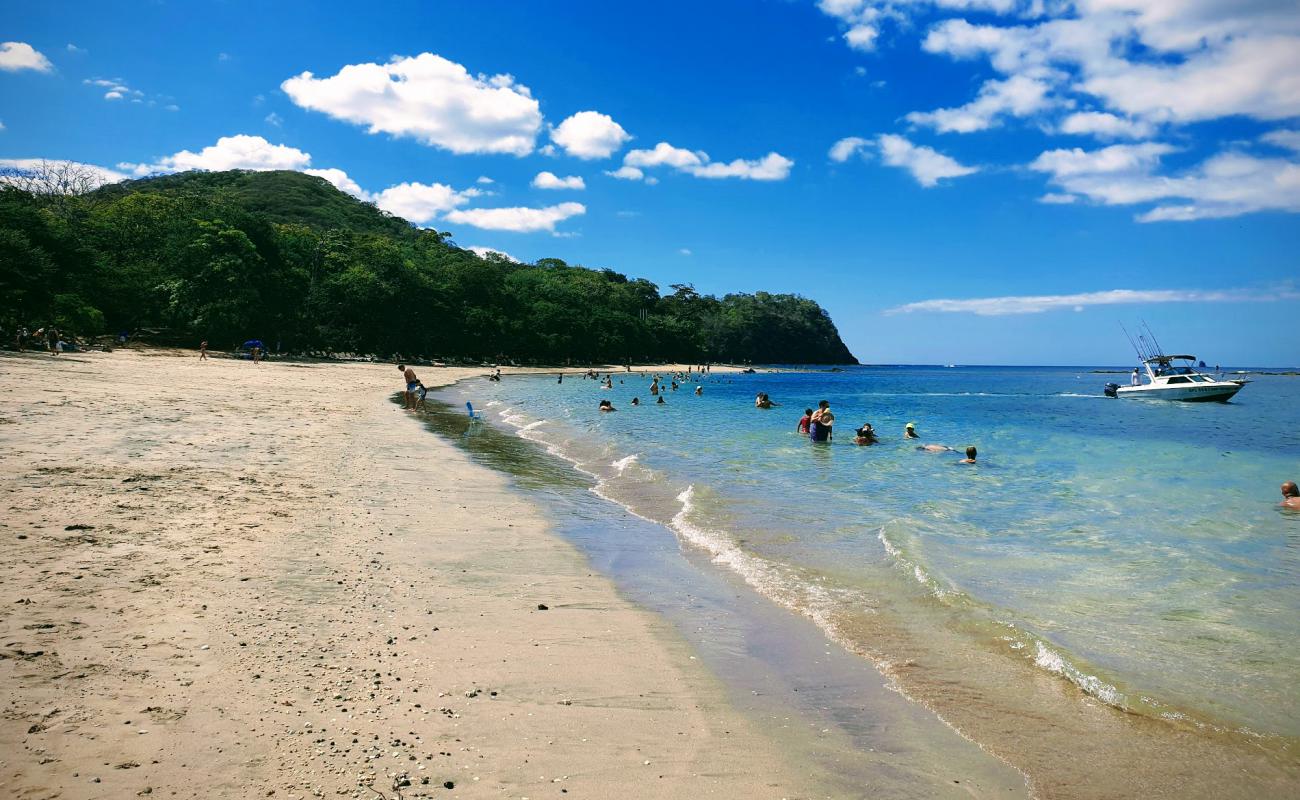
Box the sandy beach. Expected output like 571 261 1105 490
0 350 805 799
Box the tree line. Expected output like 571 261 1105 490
0 167 857 364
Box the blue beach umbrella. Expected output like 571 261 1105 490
242 339 264 349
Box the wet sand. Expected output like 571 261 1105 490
0 350 810 798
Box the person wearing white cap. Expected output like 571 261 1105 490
904 422 919 439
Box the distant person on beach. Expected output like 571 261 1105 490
958 446 978 465
1282 482 1300 509
15 326 28 351
797 409 813 435
398 364 422 410
199 340 208 360
47 328 60 354
853 424 879 446
251 345 262 364
599 399 616 412
809 401 833 442
904 422 919 439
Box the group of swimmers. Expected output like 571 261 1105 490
791 400 977 463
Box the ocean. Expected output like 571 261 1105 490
428 365 1300 796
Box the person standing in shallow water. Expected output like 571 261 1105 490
809 400 833 442
958 446 977 465
398 364 421 410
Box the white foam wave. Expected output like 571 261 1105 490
485 400 502 407
1033 641 1125 707
610 454 639 474
518 419 548 433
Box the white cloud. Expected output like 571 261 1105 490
1038 192 1077 204
625 142 705 169
877 134 978 186
476 175 494 184
686 152 793 180
1260 129 1300 154
887 286 1300 316
620 141 793 181
120 134 313 176
444 201 585 233
906 74 1055 133
281 53 542 156
1058 111 1156 140
605 165 645 180
0 158 130 190
678 248 692 256
66 43 85 54
467 246 518 262
1030 142 1300 222
532 171 585 190
0 42 52 73
372 182 479 224
829 136 870 162
304 167 368 199
85 77 146 103
265 112 283 127
550 111 631 159
0 120 5 131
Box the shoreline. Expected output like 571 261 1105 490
0 350 812 798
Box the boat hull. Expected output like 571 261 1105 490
1113 382 1244 402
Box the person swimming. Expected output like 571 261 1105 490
755 392 778 409
656 395 666 405
1282 481 1300 509
916 444 955 452
853 423 879 446
599 399 617 412
904 422 919 439
694 385 703 396
631 397 640 406
958 446 977 464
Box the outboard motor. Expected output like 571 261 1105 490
1104 382 1120 398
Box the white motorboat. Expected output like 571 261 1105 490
1104 324 1247 402
1105 354 1247 402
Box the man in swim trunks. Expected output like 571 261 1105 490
1282 481 1300 509
398 364 422 410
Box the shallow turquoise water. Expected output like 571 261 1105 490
438 366 1300 737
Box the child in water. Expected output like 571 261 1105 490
958 446 977 464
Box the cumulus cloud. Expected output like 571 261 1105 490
877 134 978 186
120 134 313 176
281 53 542 155
550 111 631 159
907 74 1055 133
445 201 585 233
1058 111 1156 140
829 136 871 162
1261 129 1300 153
1037 192 1077 204
467 246 518 262
618 141 793 181
0 42 52 73
304 167 368 199
372 182 480 224
887 286 1300 316
531 171 585 190
0 158 130 190
1030 142 1300 222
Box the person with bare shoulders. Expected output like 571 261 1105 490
599 399 617 412
398 364 421 410
958 446 978 465
904 422 919 439
916 444 955 453
1282 481 1300 510
199 340 208 360
809 400 833 442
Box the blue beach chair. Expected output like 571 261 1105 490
466 402 484 423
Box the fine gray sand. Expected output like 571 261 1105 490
0 350 810 799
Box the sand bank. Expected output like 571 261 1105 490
0 350 800 798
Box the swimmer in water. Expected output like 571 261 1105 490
694 385 703 396
631 397 640 406
904 422 919 439
797 409 813 435
599 399 617 412
1282 481 1300 509
916 444 955 452
958 446 977 464
656 395 666 405
853 424 879 446
809 401 833 442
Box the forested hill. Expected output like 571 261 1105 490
1 169 858 364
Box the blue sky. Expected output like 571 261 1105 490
3 0 1298 365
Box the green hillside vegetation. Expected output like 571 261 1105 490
0 169 857 364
